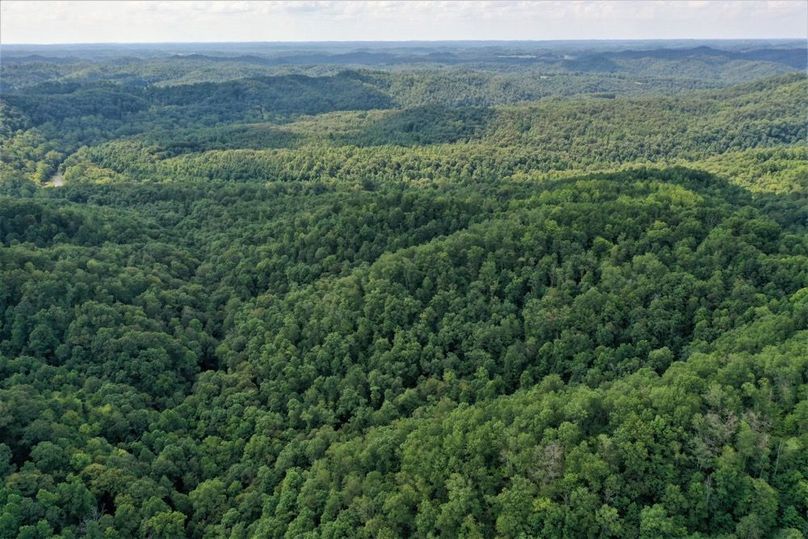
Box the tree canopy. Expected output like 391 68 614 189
1 41 806 538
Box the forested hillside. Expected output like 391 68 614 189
0 42 806 539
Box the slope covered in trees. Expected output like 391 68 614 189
0 42 806 538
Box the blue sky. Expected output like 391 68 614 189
2 1 806 44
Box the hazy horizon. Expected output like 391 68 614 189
2 1 807 45
2 38 806 48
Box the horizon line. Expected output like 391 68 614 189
3 37 806 47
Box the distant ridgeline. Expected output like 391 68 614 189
0 41 807 538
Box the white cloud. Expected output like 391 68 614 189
1 0 806 44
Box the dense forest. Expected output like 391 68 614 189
0 41 807 538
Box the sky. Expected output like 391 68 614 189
1 1 806 45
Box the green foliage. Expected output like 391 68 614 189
689 146 808 194
1 44 806 538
